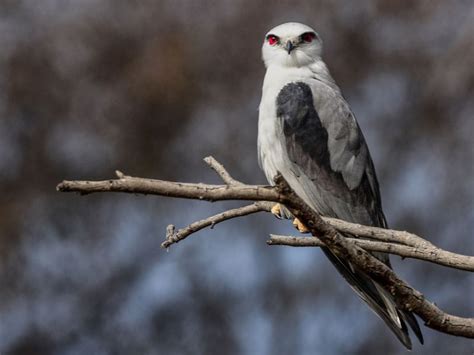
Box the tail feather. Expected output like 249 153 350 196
321 247 423 349
276 207 423 347
400 308 424 345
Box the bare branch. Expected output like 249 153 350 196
56 172 474 272
162 202 269 248
204 156 243 186
56 158 474 339
268 234 474 271
322 217 433 248
57 174 280 202
268 235 326 247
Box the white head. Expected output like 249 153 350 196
262 22 323 68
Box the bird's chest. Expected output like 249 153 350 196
258 67 321 184
258 86 291 184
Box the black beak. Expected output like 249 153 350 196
285 40 295 54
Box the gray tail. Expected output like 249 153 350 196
322 247 424 349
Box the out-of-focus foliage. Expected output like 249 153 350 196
0 1 472 354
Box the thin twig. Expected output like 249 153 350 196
322 217 433 248
268 234 474 271
162 202 269 248
204 156 243 186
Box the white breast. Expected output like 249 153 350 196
257 65 314 185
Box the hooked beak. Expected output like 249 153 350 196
285 40 295 54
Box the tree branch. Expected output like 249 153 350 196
268 234 474 272
57 172 474 271
56 156 474 339
57 169 279 202
162 202 269 248
204 156 243 186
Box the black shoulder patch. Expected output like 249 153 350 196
276 82 330 169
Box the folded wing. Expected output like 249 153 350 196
275 81 423 349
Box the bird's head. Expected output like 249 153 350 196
262 22 322 68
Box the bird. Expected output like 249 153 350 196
257 22 423 349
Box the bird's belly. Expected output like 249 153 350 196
258 115 286 185
260 134 326 215
258 106 312 197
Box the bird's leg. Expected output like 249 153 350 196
292 218 310 233
271 203 284 219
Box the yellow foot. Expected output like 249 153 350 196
271 203 283 219
293 218 310 233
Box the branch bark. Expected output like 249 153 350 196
57 170 279 202
56 156 474 339
268 234 474 272
162 202 269 248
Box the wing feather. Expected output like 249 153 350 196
274 81 422 348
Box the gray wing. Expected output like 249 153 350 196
276 82 423 349
277 81 385 228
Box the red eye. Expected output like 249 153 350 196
267 35 279 46
302 32 316 43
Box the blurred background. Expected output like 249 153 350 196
0 1 473 354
